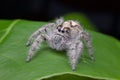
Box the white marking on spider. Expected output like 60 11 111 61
26 17 94 71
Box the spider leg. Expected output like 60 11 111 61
26 23 55 46
81 31 94 61
26 34 50 62
67 42 83 71
26 29 41 46
55 17 64 25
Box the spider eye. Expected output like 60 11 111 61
65 29 70 33
58 29 61 32
57 25 63 32
61 30 65 33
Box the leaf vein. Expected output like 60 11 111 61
0 19 20 44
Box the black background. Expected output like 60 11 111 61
0 0 120 39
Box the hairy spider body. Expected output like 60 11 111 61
26 17 94 71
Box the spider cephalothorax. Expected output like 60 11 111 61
26 17 94 70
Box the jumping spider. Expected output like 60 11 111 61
26 17 94 71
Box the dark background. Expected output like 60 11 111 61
0 0 120 39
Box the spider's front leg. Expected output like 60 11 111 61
81 31 94 61
67 42 83 71
26 33 50 62
26 23 54 46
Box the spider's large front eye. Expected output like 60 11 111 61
61 30 65 33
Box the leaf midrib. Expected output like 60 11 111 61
0 19 20 44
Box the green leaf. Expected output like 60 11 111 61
0 20 14 30
0 19 120 80
0 20 20 44
0 20 14 39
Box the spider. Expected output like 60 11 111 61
26 17 94 71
